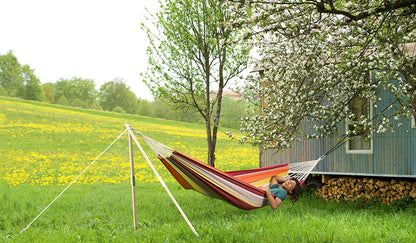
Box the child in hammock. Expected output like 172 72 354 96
259 176 302 210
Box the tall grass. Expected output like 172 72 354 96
2 183 415 242
1 96 415 242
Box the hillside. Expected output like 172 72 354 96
0 96 258 186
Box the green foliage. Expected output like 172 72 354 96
90 100 103 110
142 0 250 166
54 77 97 107
0 50 253 131
71 98 88 108
389 196 416 211
137 99 152 116
0 86 7 96
151 98 203 123
55 96 69 106
0 51 45 101
99 79 139 114
217 97 248 129
0 51 24 96
20 65 45 101
142 0 248 111
41 83 55 103
112 106 126 114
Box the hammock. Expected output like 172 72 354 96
19 127 322 237
137 131 322 210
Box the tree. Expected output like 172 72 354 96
137 99 152 116
99 79 139 114
0 51 24 97
112 106 127 114
0 86 6 96
90 100 103 110
0 51 45 101
142 0 249 167
55 77 97 107
218 96 249 129
149 98 203 123
56 96 69 106
21 64 45 101
71 98 88 108
229 0 416 150
42 83 55 103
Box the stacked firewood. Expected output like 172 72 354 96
316 177 416 204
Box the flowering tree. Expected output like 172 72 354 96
228 0 416 150
142 0 249 167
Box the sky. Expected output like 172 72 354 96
0 0 160 100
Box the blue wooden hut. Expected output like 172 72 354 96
260 113 416 179
259 44 416 179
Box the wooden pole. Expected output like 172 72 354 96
129 129 200 237
125 124 138 230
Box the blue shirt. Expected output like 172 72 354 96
269 184 287 201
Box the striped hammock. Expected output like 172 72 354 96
137 132 321 210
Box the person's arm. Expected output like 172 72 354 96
265 189 283 210
270 175 288 185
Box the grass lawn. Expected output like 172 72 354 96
1 96 415 242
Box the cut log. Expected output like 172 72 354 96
315 177 416 204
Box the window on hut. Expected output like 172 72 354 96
346 96 373 153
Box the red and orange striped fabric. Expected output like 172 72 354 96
158 150 289 210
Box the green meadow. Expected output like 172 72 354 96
1 96 415 242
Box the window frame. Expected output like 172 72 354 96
345 99 374 154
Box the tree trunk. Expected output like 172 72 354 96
204 46 216 167
207 47 227 167
207 136 216 167
205 109 216 167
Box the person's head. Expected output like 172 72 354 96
282 178 302 204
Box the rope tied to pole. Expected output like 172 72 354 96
19 128 128 235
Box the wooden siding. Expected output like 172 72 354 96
260 102 416 178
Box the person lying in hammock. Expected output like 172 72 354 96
260 176 302 210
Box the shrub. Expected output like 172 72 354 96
56 96 69 106
90 101 103 110
0 86 7 96
112 106 126 114
71 98 87 108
